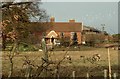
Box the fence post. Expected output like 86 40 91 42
25 64 32 79
107 48 112 79
86 72 89 79
113 73 117 79
55 69 59 79
104 69 107 79
72 71 75 79
57 74 59 79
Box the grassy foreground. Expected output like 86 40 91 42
2 47 119 77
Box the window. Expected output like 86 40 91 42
60 32 64 38
71 32 75 39
71 32 75 35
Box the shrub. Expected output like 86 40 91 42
59 37 70 47
18 44 39 51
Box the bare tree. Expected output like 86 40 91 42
1 1 49 77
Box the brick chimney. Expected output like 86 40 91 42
50 16 55 22
69 19 75 23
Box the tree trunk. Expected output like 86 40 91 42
8 40 17 78
2 33 6 50
8 58 13 78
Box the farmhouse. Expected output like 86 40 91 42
31 17 83 45
45 17 83 45
31 17 110 46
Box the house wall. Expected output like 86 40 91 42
56 32 70 38
76 32 82 44
56 31 82 44
35 30 82 45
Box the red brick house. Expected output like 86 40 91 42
31 17 110 46
44 17 83 45
30 17 83 45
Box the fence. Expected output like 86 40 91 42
70 69 118 79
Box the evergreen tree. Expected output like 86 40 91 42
71 32 78 45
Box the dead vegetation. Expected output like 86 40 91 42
2 47 119 78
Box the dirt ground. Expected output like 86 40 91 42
1 47 119 78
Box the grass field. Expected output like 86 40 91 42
2 47 119 77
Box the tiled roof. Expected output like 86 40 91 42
30 22 82 32
49 22 82 32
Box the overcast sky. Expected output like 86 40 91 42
40 2 118 34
